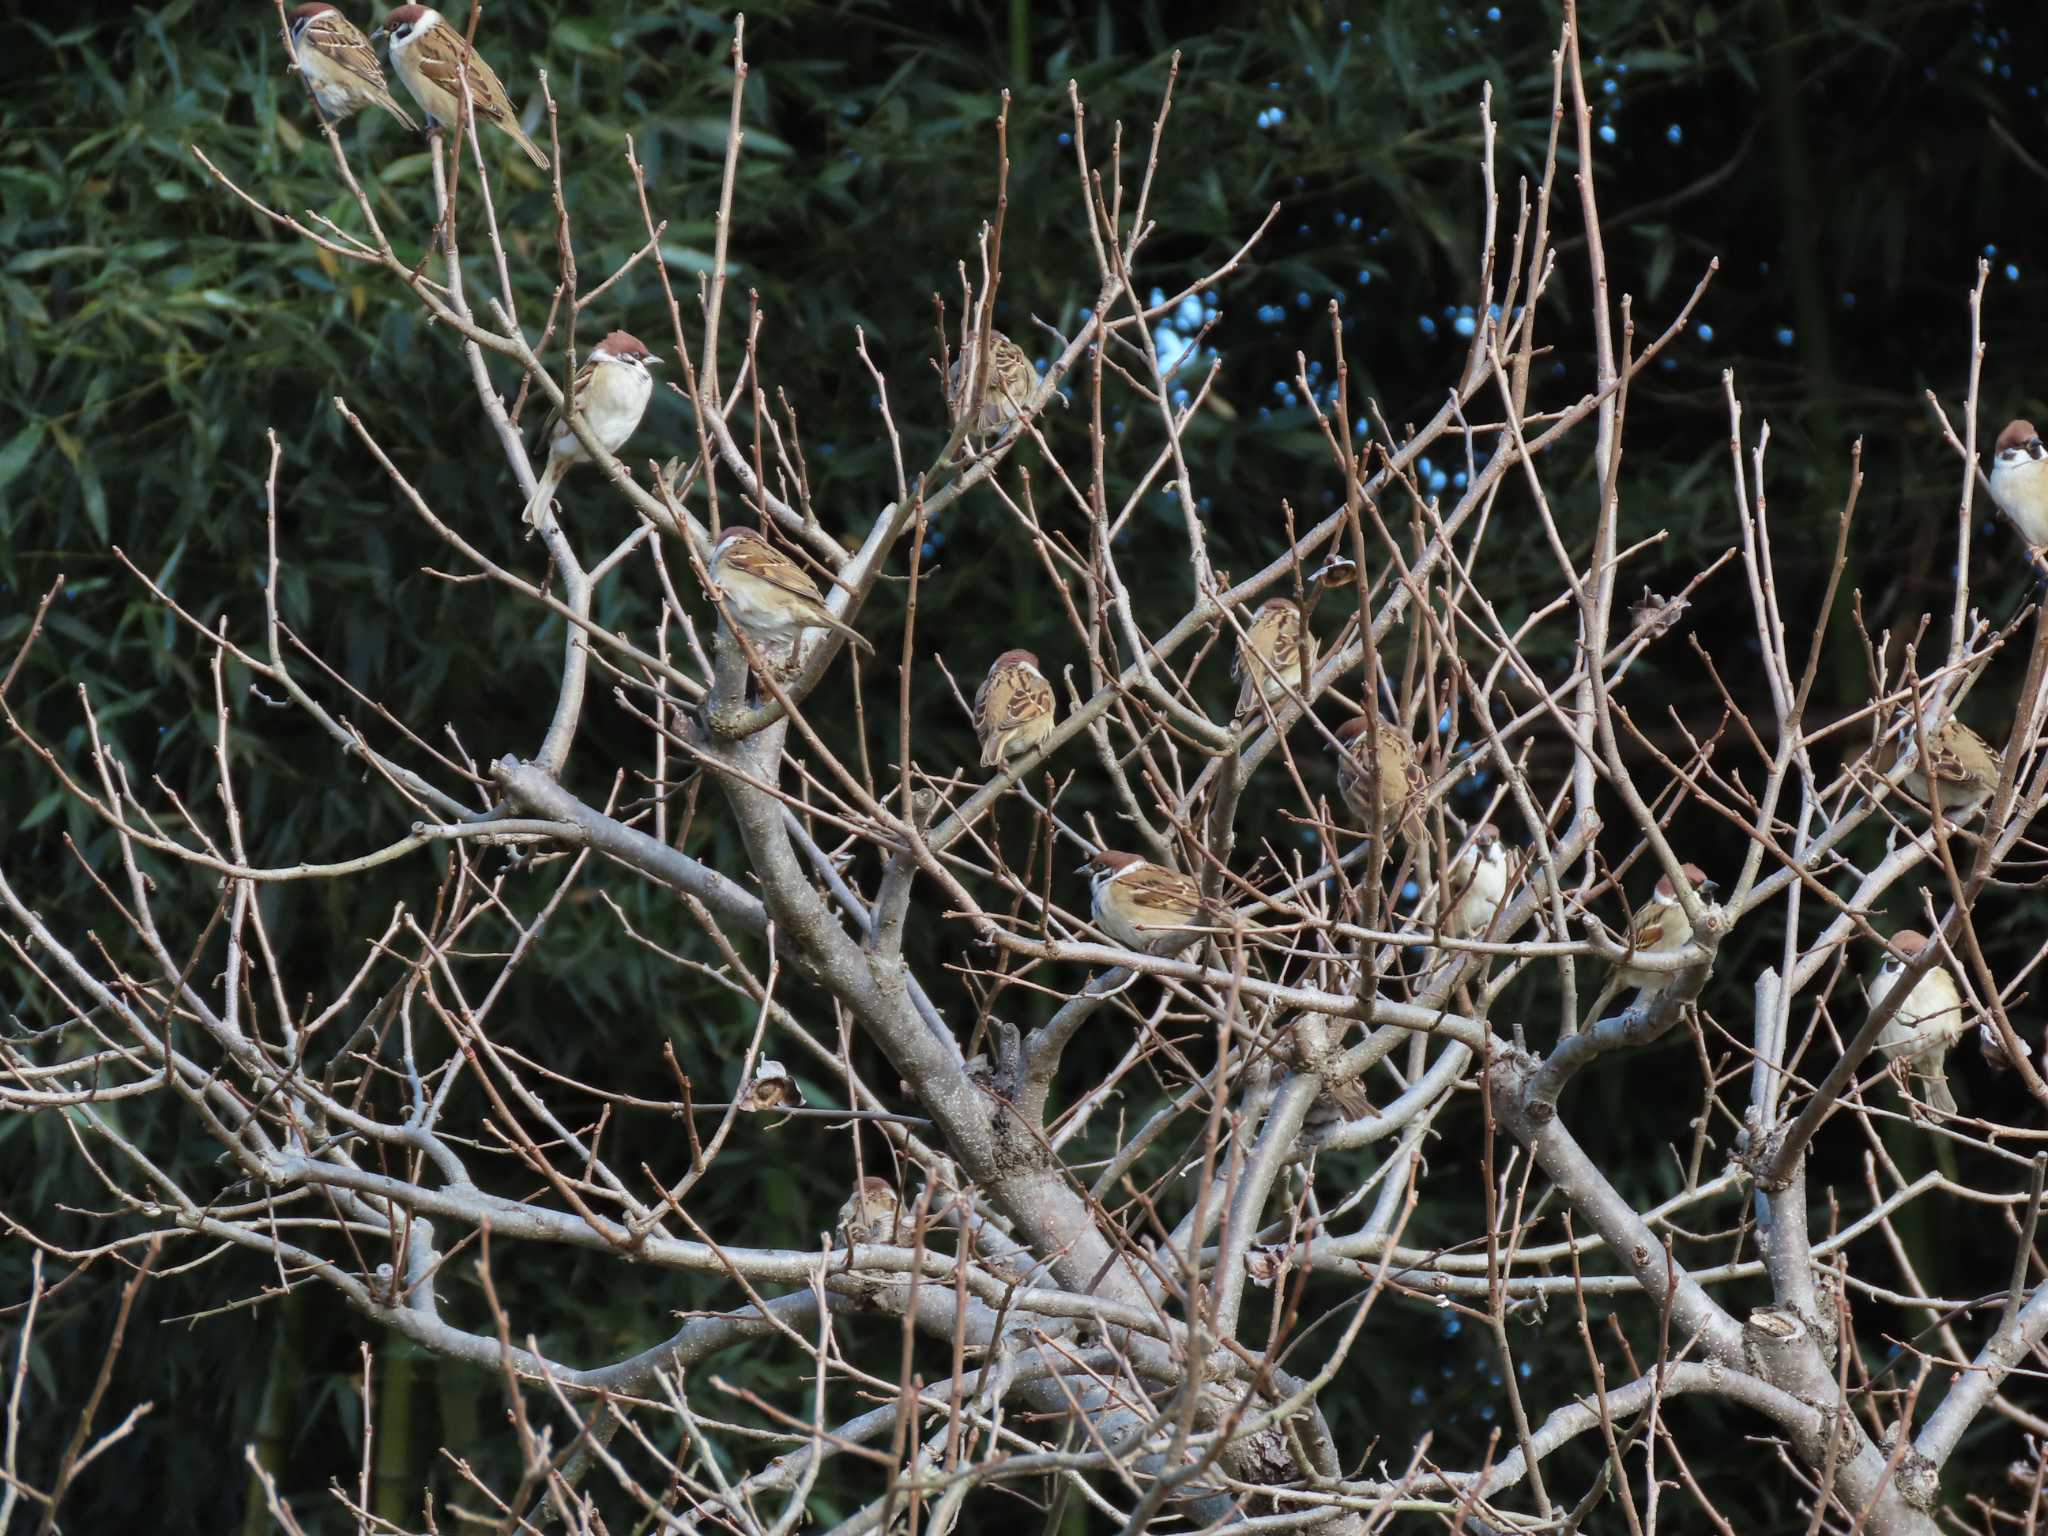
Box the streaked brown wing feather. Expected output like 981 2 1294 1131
983 670 1051 735
309 12 387 90
1626 904 1671 952
1124 865 1204 927
416 28 514 124
728 540 834 613
1929 724 1997 785
1232 609 1281 683
540 356 599 442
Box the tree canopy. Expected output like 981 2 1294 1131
3 1 2046 1530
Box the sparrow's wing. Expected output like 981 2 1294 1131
724 538 836 615
1442 846 1479 907
540 356 600 444
978 666 1051 738
413 24 517 124
1624 902 1672 955
1121 864 1206 930
993 339 1037 400
309 11 391 92
1933 724 1999 785
1230 621 1257 684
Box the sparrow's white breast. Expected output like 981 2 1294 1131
297 44 353 105
573 359 653 456
1874 965 1967 1057
1992 455 2048 545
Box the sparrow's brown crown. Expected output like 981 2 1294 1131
1473 823 1501 847
1333 714 1392 746
1995 419 2041 455
1651 863 1715 901
290 3 341 18
1888 929 1930 960
382 5 433 28
596 330 657 362
991 648 1041 669
1255 595 1300 613
715 524 765 549
1079 849 1145 876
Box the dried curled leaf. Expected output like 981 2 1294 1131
1312 553 1357 589
1245 1245 1290 1288
738 1058 804 1113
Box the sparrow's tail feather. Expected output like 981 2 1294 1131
1921 1067 1958 1117
378 90 421 134
1326 1077 1371 1119
812 609 875 655
508 121 551 170
523 458 567 530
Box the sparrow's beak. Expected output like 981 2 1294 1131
1699 879 1721 897
1074 859 1096 876
369 24 387 41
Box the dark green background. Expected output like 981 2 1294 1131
3 0 2045 1527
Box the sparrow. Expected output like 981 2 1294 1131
522 330 659 529
974 649 1057 768
1080 850 1209 958
1875 709 2002 822
1437 822 1509 939
375 6 550 168
1869 930 1968 1116
948 329 1041 438
1989 419 2048 547
707 525 873 657
284 5 419 130
836 1176 900 1246
1234 597 1314 717
1629 587 1689 641
1331 715 1422 836
1274 1021 1371 1119
1587 862 1717 1018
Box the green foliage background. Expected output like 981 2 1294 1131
3 0 2046 1527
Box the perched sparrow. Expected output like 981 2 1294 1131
1234 597 1314 717
974 649 1057 768
1274 1022 1370 1119
708 525 873 656
948 329 1041 438
1438 823 1509 939
1588 862 1717 1018
284 5 419 130
1629 587 1689 641
1989 419 2048 546
1875 710 2002 822
522 330 659 529
836 1176 899 1246
375 6 550 168
1080 850 1209 958
1331 715 1422 836
1870 930 1968 1116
